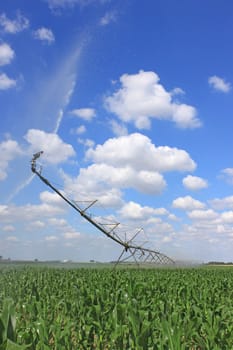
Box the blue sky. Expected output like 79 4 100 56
1 0 233 262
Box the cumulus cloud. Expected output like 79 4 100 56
0 12 29 33
32 220 45 228
109 120 128 136
0 42 18 92
210 195 233 210
70 108 96 121
146 219 174 236
0 43 15 66
45 235 58 241
34 27 55 44
2 225 15 232
221 211 233 224
24 129 75 164
118 201 168 220
75 125 86 135
0 73 16 90
0 197 66 225
48 217 67 226
61 132 196 209
86 133 196 173
0 139 22 180
6 236 19 242
208 75 231 93
63 231 80 239
40 191 64 205
220 168 233 185
172 195 205 211
104 70 202 129
153 207 169 216
183 175 208 191
187 209 218 221
76 163 166 195
77 138 95 148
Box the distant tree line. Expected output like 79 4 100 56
206 261 233 265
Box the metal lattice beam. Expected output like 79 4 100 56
31 152 175 266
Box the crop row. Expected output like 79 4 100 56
0 266 233 349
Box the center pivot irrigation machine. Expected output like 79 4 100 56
31 151 174 266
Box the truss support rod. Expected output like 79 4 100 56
81 200 98 214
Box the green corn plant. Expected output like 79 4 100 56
1 266 233 348
0 299 28 350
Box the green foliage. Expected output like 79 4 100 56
0 266 233 349
0 298 28 349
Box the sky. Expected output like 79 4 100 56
1 0 233 263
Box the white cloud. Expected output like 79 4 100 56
62 133 196 208
187 209 218 221
2 225 15 232
171 87 185 96
75 125 86 135
221 211 233 224
222 168 233 176
100 11 117 26
109 120 128 136
61 167 124 207
183 175 208 191
210 195 233 210
104 70 201 129
97 188 124 208
70 108 96 121
6 236 19 242
48 217 67 226
47 0 81 9
45 235 59 241
0 193 67 225
34 27 55 44
172 195 205 211
24 129 75 164
168 213 179 221
220 168 233 185
32 220 45 229
86 133 196 173
146 220 174 236
208 75 231 93
0 139 22 180
0 73 17 90
61 180 108 208
0 205 8 214
46 0 99 10
153 207 169 216
118 201 167 220
162 236 173 243
77 163 166 195
0 43 15 66
40 191 64 205
78 138 95 148
63 231 80 239
216 225 226 234
0 12 29 33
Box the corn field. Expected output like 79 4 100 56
0 265 233 349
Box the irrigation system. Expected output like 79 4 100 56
31 151 175 266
